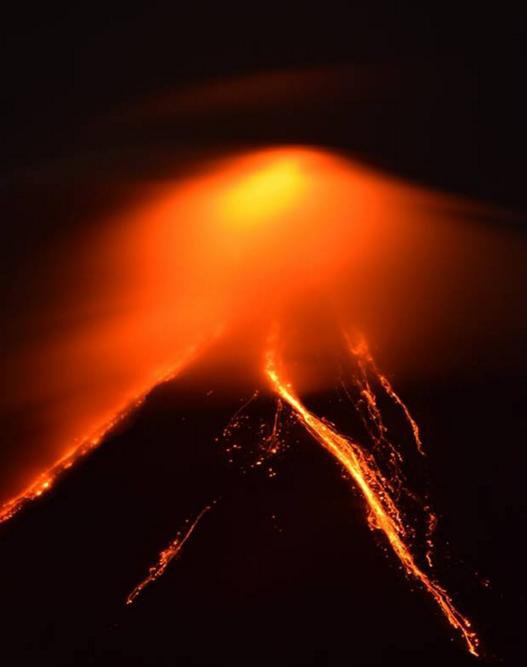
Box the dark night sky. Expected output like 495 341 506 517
2 4 527 666
4 5 526 201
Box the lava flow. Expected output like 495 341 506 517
126 504 214 605
1 145 492 657
346 332 424 456
265 334 479 657
0 342 203 525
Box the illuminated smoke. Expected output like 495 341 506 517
1 145 501 656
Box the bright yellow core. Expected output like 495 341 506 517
221 154 306 226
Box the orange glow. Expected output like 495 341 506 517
2 145 518 508
220 153 306 226
264 334 479 657
1 146 378 506
2 143 511 655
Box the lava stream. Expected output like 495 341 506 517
264 341 479 657
126 504 213 605
347 332 424 455
0 344 201 526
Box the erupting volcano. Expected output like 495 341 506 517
1 147 489 657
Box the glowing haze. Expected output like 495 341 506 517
2 146 516 499
4 144 519 655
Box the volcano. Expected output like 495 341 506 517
3 7 526 665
